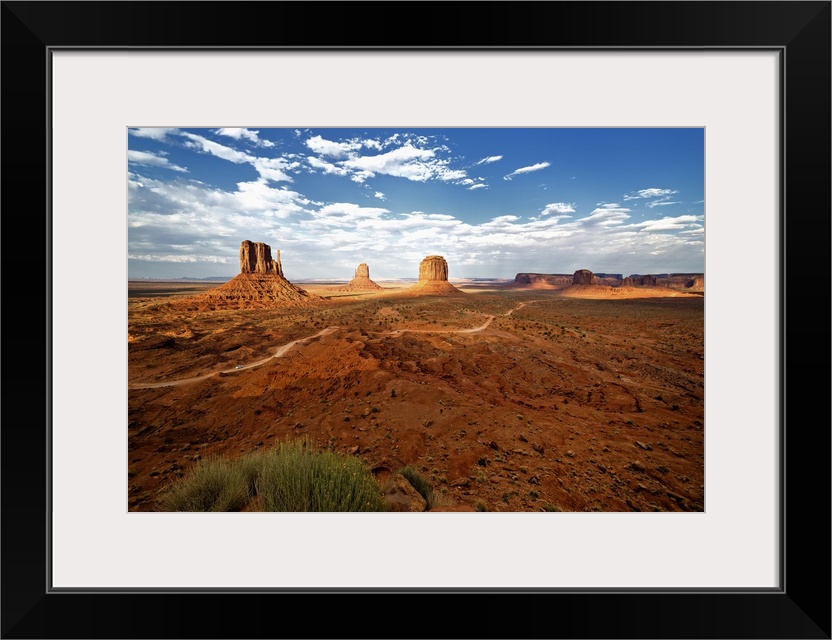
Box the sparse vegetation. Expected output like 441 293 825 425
398 465 438 509
158 439 387 512
157 456 250 512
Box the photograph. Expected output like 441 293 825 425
127 126 705 513
3 0 828 637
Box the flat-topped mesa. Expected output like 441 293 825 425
514 273 573 289
572 269 596 285
418 255 449 282
239 240 283 276
622 274 657 287
409 255 463 295
355 263 370 279
621 273 704 290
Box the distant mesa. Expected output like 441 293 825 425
515 269 703 294
572 269 596 285
621 273 704 289
570 269 626 287
513 273 573 289
328 262 383 292
177 240 324 309
622 274 656 287
408 255 464 295
688 276 705 291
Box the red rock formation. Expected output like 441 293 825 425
328 263 383 292
622 274 657 287
513 273 573 289
689 276 705 291
409 255 463 295
196 273 322 308
239 240 283 276
572 269 596 285
172 240 322 309
418 255 449 282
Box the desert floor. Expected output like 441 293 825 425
128 281 705 512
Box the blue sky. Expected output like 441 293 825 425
128 127 704 280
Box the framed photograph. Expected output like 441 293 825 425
3 1 829 638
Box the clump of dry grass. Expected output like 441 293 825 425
157 439 387 512
157 456 250 512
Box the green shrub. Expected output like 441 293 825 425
398 465 437 510
157 439 387 513
255 439 387 512
235 449 272 495
157 456 250 512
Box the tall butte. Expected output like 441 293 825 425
329 262 383 291
407 255 463 295
186 240 323 309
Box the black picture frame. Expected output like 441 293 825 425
2 2 829 638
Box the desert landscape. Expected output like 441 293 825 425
128 242 704 513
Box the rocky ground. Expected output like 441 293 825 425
128 283 705 513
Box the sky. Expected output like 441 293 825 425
128 127 704 280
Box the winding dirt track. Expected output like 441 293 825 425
129 326 339 389
129 302 540 389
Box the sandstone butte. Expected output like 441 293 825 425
407 255 464 295
176 240 324 309
327 262 383 291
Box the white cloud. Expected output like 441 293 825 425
129 128 178 141
468 184 487 191
182 132 251 164
631 215 700 232
623 188 679 200
646 200 680 209
541 202 576 216
342 144 436 182
128 150 188 172
232 180 310 216
307 156 349 176
488 215 521 225
214 128 275 148
250 157 295 182
128 254 233 263
475 155 503 164
129 174 312 227
435 167 468 182
181 132 294 182
302 134 479 187
578 206 631 227
374 192 386 200
306 135 362 158
503 161 551 180
312 202 389 223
